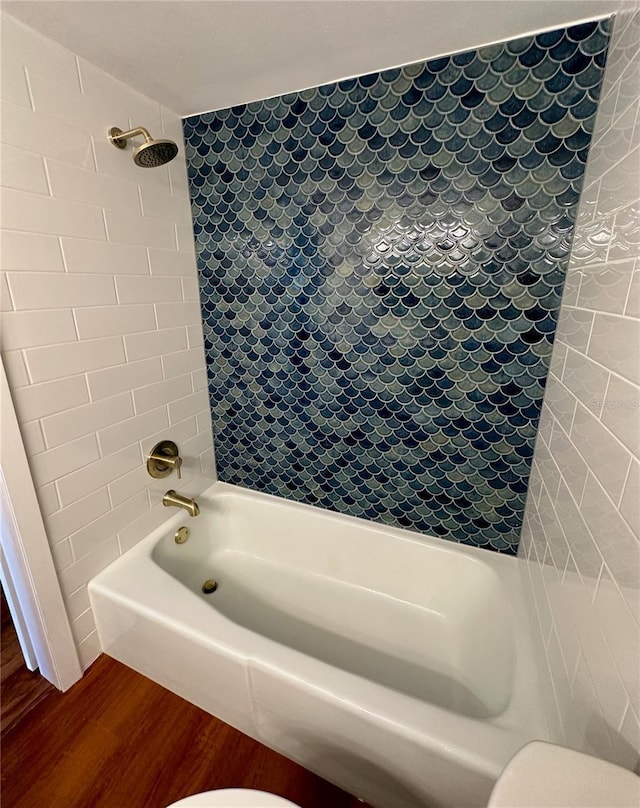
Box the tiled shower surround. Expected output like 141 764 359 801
184 21 610 553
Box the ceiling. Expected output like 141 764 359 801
2 0 623 117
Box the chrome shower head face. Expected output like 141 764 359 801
133 138 179 168
108 126 179 168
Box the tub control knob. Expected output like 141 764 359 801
147 440 182 479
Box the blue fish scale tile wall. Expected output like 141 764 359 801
184 20 610 554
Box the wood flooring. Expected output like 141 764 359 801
1 650 372 808
1 587 56 736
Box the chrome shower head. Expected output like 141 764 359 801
108 126 178 168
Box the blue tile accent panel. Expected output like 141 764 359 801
184 21 610 554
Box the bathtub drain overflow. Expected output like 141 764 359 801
175 526 190 544
202 579 218 594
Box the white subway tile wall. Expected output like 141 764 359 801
520 6 640 770
0 13 215 669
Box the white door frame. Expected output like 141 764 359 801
1 536 38 671
0 359 81 691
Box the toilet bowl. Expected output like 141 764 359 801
166 788 302 807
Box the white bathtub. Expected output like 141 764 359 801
89 482 554 808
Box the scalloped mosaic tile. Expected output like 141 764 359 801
184 20 610 554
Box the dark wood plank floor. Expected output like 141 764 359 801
1 650 372 808
1 586 56 735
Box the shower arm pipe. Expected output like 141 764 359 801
109 126 154 149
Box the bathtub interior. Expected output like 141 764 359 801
151 490 514 719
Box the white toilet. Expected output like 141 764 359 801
488 741 640 808
166 742 639 808
166 789 301 808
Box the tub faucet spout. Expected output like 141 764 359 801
163 489 200 517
